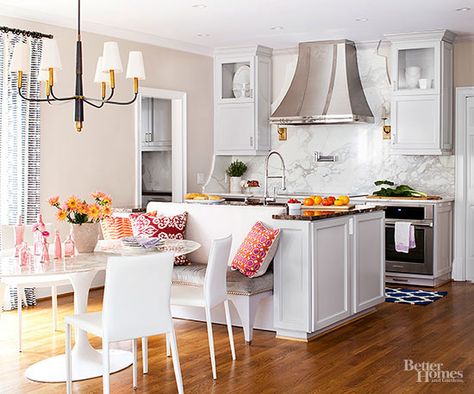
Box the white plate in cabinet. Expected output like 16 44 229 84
391 95 442 155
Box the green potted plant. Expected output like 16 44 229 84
226 160 248 193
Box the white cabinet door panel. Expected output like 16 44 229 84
215 103 254 153
312 218 351 331
353 213 385 313
392 95 440 153
273 222 312 332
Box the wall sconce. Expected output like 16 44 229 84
278 126 287 141
381 107 391 140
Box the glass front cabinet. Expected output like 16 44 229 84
214 46 272 155
387 30 455 155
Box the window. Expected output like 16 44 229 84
0 32 42 227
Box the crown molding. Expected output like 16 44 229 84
0 6 213 57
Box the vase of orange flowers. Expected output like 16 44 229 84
48 192 112 253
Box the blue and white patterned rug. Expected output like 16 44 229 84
385 287 448 305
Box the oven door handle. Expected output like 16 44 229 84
385 222 433 228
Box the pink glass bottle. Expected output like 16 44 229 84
53 230 62 259
40 237 50 263
19 242 31 266
14 215 25 257
64 233 75 258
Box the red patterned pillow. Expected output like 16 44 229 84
130 212 188 239
101 217 133 240
231 221 280 278
130 212 191 266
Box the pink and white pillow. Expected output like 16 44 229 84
231 221 280 278
130 212 191 266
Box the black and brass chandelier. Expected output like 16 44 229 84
9 0 145 132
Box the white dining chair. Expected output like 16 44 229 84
169 235 235 379
1 224 69 352
65 253 184 394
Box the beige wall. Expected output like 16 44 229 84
454 39 474 87
0 16 213 225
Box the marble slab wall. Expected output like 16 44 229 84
204 45 455 197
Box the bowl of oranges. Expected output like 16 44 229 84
302 195 351 209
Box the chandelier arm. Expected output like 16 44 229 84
49 86 76 101
83 98 105 109
103 93 138 106
18 87 59 103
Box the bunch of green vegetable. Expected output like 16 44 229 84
372 180 428 197
226 160 248 177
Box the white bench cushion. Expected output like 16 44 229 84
172 264 273 296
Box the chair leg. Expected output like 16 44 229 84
102 340 110 394
142 337 148 374
204 306 217 380
224 300 236 361
169 328 184 394
132 338 138 389
65 323 72 394
51 285 58 332
17 286 22 352
166 332 171 357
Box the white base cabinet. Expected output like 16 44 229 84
273 211 385 340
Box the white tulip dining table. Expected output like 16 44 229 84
0 239 200 383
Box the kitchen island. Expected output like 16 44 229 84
272 206 385 340
145 201 385 341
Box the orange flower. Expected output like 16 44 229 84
102 196 112 205
91 191 106 199
101 205 112 217
77 202 88 215
56 209 67 221
88 204 100 219
48 195 60 206
66 196 79 210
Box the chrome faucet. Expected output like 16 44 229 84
263 150 286 204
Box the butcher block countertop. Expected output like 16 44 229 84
272 205 385 221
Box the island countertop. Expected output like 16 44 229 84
272 205 385 221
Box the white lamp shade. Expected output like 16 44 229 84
102 42 123 73
126 51 146 80
38 69 56 82
94 56 109 83
40 39 62 70
10 42 29 73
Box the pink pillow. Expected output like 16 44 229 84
130 212 188 239
231 221 280 278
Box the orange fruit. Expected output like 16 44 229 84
303 210 315 216
311 195 322 205
338 195 350 205
303 197 314 206
321 198 332 206
334 199 344 206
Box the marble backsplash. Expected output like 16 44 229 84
204 45 455 197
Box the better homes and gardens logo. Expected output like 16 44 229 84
404 359 464 383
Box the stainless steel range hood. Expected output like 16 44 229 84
270 40 374 125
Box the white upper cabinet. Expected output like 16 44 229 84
214 46 272 155
386 30 455 155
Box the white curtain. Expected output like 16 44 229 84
0 32 42 227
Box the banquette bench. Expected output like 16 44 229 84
147 202 285 342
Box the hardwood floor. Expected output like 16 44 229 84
0 282 473 393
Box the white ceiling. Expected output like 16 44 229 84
0 0 473 55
